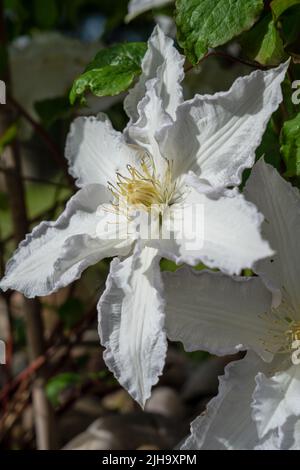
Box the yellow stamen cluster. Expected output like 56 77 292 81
285 322 300 349
108 155 175 214
259 300 300 356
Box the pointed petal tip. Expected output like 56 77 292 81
0 278 8 294
0 276 38 299
124 13 133 23
98 248 167 407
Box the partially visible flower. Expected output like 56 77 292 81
126 0 173 22
10 33 119 138
10 33 99 118
0 27 287 407
164 158 300 449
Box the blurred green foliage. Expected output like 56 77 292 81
0 123 18 153
57 298 85 330
3 0 130 39
35 97 71 128
46 372 82 406
281 112 300 176
239 14 286 65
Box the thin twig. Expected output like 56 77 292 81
0 299 101 438
7 95 74 188
0 167 69 188
185 50 271 73
0 298 99 403
1 196 69 246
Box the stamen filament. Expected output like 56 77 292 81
107 153 176 214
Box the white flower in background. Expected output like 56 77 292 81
0 26 287 406
10 33 99 117
126 0 173 22
164 158 300 449
10 33 119 137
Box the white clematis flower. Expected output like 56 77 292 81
0 26 287 406
126 0 173 22
164 158 300 449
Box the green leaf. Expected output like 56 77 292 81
34 0 58 29
70 42 147 105
57 298 84 329
46 373 81 407
0 124 17 154
257 119 281 171
160 259 211 272
242 118 281 186
105 102 128 132
280 112 300 176
160 259 181 272
239 15 286 65
282 79 298 116
175 0 264 64
178 343 211 363
34 96 71 128
271 0 300 20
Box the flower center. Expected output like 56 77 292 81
108 154 176 214
285 322 300 347
259 302 300 363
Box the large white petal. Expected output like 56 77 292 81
98 245 167 407
182 352 275 450
126 80 172 175
158 62 288 187
164 267 273 361
0 185 133 297
160 187 273 275
245 158 300 314
252 364 300 439
126 0 173 22
285 419 300 449
124 25 184 124
65 114 140 188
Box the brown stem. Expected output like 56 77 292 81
2 145 29 242
0 299 99 403
0 300 100 443
1 143 58 449
0 355 46 402
1 196 69 247
185 50 271 73
0 167 70 188
7 95 74 188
